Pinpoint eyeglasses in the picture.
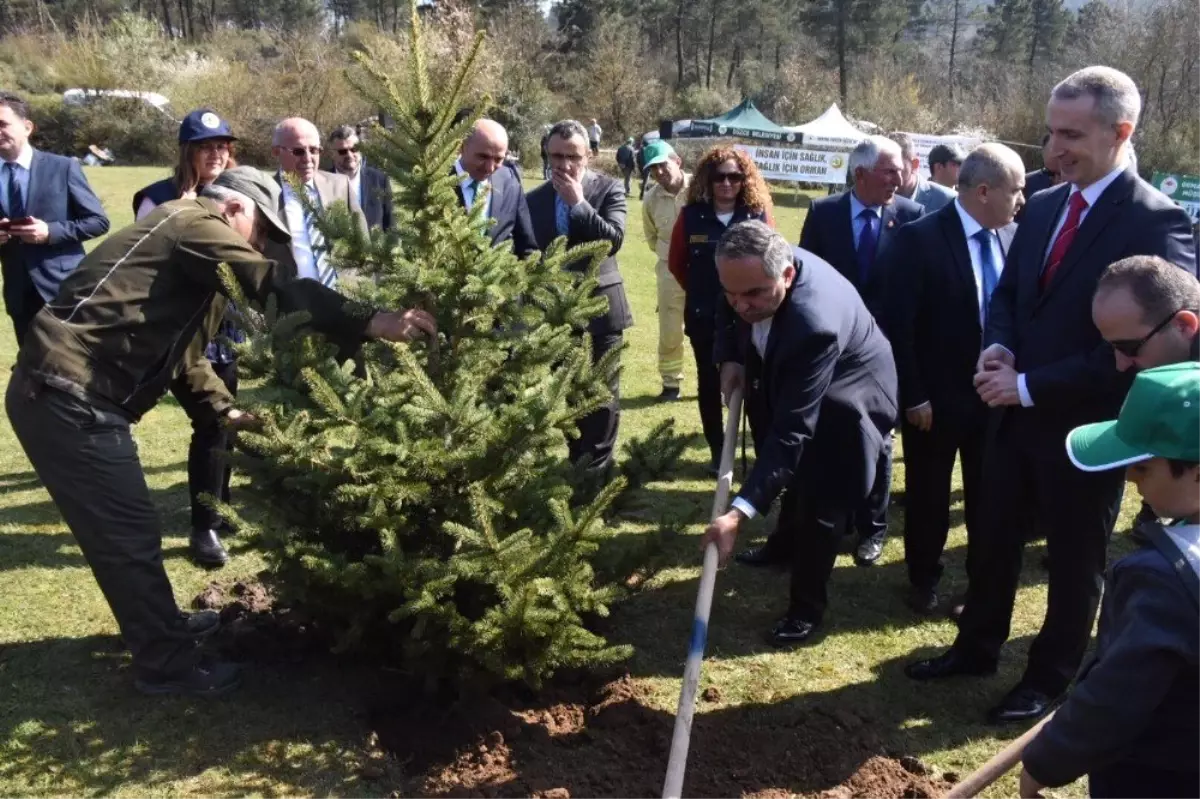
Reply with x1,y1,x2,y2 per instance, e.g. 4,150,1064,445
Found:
713,172,745,185
287,146,321,157
335,146,359,156
1109,309,1190,357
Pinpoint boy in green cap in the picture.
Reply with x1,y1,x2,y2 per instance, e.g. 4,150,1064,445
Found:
1020,362,1199,798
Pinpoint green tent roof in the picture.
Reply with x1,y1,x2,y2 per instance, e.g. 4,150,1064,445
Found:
688,99,800,143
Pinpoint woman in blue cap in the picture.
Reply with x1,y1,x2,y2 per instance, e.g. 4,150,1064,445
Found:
132,109,242,569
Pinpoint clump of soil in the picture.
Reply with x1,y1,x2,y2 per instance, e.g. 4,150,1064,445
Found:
191,579,327,662
368,674,953,799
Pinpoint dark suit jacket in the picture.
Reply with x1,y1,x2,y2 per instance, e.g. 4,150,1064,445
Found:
987,166,1197,435
715,249,899,515
1017,168,1058,222
1,149,109,317
887,203,1015,424
526,171,633,335
797,190,924,321
454,163,536,259
358,165,393,231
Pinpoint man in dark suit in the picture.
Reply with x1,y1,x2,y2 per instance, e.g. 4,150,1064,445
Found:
906,66,1197,724
454,119,536,259
1023,134,1061,204
790,135,923,567
886,143,1026,616
527,119,633,484
329,124,393,231
0,92,108,344
702,220,898,645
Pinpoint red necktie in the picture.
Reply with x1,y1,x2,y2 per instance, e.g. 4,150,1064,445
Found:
1040,191,1088,290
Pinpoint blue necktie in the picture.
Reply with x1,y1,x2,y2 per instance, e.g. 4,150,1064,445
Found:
975,228,999,326
555,196,570,237
855,208,878,284
5,162,24,220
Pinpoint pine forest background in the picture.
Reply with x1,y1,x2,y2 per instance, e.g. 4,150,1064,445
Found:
0,0,1194,178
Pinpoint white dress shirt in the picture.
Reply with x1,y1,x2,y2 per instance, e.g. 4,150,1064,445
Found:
281,181,325,282
954,199,1005,330
346,168,362,210
455,159,491,222
1013,160,1128,407
730,317,774,520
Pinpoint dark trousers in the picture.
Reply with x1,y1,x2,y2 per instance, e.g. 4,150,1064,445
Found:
1090,764,1199,798
776,451,852,623
9,285,45,347
6,374,199,677
953,418,1123,694
688,331,724,464
569,331,623,477
901,412,986,590
186,359,238,532
621,167,633,196
853,434,892,542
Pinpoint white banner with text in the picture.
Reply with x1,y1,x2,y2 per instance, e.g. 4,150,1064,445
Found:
734,144,849,185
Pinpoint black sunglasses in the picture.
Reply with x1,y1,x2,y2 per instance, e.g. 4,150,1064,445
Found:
336,146,359,156
713,172,745,184
287,146,321,157
1109,309,1190,357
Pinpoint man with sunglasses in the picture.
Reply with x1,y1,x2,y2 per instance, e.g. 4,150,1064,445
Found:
270,117,368,289
329,124,393,231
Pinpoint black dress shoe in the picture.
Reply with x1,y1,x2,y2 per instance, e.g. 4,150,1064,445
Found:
190,529,229,568
768,616,821,647
906,585,940,616
735,544,792,569
904,648,997,681
135,657,242,698
854,536,885,567
986,686,1059,724
182,610,221,638
657,386,681,402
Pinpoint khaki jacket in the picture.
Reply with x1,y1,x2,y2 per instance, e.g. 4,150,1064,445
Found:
642,173,692,264
19,198,372,422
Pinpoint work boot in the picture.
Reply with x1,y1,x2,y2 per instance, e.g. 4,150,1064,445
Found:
190,529,228,568
135,656,242,698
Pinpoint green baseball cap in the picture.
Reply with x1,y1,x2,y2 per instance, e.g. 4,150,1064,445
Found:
642,140,677,168
1067,362,1200,471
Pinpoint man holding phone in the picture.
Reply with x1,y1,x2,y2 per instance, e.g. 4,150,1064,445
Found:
0,92,109,344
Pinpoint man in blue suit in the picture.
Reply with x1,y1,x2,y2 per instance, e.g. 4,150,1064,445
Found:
0,92,109,344
743,135,920,569
454,119,536,259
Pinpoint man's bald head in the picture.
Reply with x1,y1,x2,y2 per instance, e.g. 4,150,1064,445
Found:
273,117,322,183
461,119,509,182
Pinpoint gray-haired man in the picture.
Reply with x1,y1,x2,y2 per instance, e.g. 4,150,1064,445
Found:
704,220,898,646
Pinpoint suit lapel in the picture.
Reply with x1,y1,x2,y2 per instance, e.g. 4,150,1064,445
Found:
23,149,42,218
530,185,556,246
1039,170,1135,304
763,275,798,368
939,205,979,320
1022,184,1069,307
877,203,901,260
834,193,857,272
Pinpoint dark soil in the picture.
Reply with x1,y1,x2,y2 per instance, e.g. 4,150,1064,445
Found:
192,580,954,798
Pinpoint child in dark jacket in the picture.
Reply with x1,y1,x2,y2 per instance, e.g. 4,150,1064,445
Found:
1020,362,1200,798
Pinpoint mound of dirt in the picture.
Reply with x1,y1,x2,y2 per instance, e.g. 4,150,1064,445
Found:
191,579,327,662
369,674,953,799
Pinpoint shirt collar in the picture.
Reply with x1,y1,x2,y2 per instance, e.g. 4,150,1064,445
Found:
849,190,880,217
1071,160,1127,208
954,198,986,240
4,142,33,169
455,159,486,187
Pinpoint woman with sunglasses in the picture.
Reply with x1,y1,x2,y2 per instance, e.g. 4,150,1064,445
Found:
132,109,242,569
667,145,774,473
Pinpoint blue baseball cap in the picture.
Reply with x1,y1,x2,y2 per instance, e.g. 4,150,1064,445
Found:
178,109,237,144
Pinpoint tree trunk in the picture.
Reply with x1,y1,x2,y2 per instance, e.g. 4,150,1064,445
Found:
948,0,960,102
675,0,685,87
160,0,173,37
775,40,782,71
726,44,740,88
704,0,718,89
836,0,849,108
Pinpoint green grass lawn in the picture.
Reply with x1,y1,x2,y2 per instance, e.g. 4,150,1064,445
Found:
0,167,1130,797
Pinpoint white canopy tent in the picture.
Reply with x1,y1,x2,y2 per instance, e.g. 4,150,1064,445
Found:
789,104,868,150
